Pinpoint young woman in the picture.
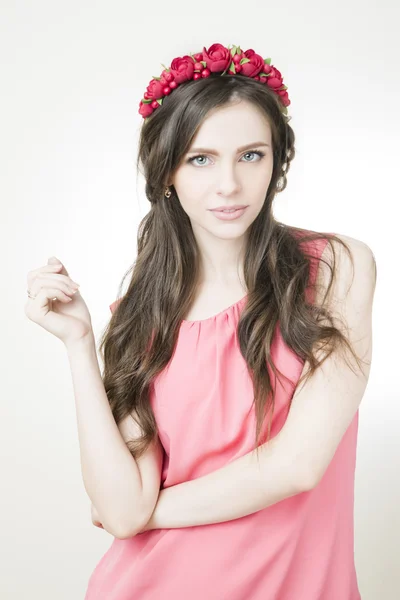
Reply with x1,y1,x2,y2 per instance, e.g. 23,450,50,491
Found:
25,43,376,599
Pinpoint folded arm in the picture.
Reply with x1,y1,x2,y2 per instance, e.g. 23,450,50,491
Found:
137,236,376,534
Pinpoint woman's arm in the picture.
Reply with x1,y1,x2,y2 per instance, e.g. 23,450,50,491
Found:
140,431,308,532
68,335,161,539
139,238,376,532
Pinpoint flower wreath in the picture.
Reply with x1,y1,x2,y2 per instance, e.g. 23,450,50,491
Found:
138,42,290,121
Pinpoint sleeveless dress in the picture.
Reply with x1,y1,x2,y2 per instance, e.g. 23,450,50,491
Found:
84,233,361,600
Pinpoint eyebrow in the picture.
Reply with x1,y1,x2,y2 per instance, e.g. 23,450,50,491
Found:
188,141,270,155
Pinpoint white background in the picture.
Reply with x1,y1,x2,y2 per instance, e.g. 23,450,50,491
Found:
1,1,398,598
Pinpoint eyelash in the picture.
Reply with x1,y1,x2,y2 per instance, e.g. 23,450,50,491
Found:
186,150,266,166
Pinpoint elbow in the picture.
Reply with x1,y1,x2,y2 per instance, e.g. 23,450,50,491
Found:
113,526,139,540
111,519,142,540
102,494,156,539
298,464,319,492
110,511,148,540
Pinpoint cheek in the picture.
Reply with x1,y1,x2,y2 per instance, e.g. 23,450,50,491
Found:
175,170,207,197
176,191,207,219
175,175,210,207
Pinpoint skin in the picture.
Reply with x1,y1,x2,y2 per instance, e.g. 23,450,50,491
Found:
167,99,274,298
91,101,276,528
90,105,376,537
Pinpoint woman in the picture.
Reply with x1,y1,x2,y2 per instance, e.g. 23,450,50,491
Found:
25,43,376,599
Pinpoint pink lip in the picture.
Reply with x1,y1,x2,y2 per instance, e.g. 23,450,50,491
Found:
210,206,248,221
210,205,248,211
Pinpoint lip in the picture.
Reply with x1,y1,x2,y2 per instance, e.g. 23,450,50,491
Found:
210,206,248,221
210,205,248,211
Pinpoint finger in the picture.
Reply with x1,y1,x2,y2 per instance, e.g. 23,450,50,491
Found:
35,273,80,292
27,257,72,290
92,520,104,528
27,286,74,306
91,512,104,528
47,256,71,279
30,277,78,298
27,263,63,288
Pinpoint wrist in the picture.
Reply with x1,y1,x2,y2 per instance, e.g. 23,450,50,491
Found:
65,332,96,355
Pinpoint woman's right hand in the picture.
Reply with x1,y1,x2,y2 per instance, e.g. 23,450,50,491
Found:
91,503,104,529
24,256,94,347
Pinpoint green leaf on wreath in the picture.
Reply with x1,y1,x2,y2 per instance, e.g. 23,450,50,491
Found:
264,58,271,65
240,57,250,65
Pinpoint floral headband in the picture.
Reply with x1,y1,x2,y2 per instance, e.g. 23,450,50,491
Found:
138,43,290,121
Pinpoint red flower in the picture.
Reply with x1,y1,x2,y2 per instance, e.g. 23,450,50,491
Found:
240,49,264,77
202,43,232,73
263,65,282,90
270,66,282,79
277,90,290,107
145,79,165,100
139,100,154,118
137,44,291,118
267,76,284,90
169,55,196,84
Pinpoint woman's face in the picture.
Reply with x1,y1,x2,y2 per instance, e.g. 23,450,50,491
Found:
170,100,274,241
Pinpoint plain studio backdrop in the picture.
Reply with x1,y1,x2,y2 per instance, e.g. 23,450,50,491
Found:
1,1,398,598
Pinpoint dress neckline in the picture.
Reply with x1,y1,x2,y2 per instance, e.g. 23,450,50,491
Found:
181,294,248,324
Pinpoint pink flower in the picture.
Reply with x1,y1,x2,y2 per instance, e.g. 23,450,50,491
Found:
169,55,196,84
145,79,165,100
240,49,264,77
137,43,291,117
138,100,154,118
202,43,232,73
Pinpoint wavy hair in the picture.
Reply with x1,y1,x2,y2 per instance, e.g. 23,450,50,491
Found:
98,73,371,461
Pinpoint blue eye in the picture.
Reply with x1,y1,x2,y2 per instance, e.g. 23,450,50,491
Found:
187,150,266,167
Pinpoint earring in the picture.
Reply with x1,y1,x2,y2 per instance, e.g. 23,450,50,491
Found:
164,186,172,198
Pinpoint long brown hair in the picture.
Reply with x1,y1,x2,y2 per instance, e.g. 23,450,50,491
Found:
98,73,374,461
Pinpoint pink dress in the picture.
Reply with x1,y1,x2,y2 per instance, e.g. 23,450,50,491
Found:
85,233,361,599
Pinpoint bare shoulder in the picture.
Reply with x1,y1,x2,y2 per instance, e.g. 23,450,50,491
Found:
316,232,377,307
321,232,376,274
324,232,374,259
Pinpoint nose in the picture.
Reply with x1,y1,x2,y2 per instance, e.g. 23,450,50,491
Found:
215,164,242,197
